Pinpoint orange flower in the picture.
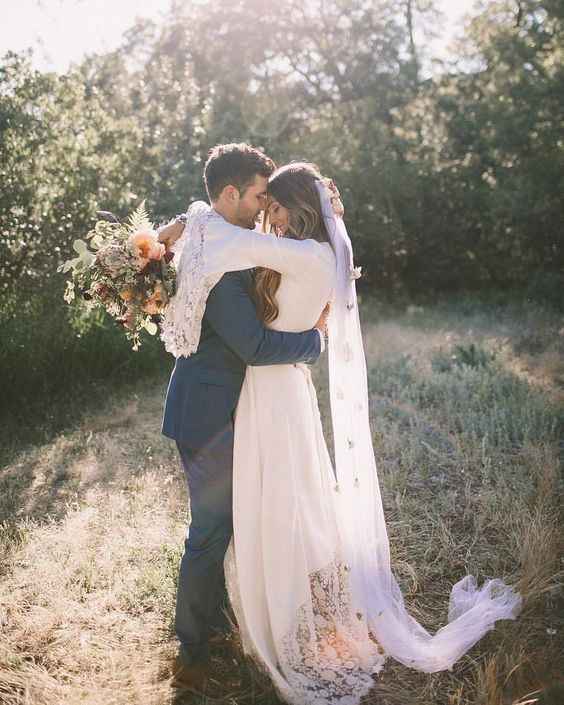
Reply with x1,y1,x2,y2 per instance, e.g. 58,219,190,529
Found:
119,288,135,302
142,283,168,315
128,230,165,267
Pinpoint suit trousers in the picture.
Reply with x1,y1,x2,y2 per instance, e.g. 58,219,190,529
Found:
175,425,234,666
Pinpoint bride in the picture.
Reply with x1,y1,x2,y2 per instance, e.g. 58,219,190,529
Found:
161,162,521,705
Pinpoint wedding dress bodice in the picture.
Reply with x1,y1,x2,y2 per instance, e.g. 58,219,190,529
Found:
267,241,335,333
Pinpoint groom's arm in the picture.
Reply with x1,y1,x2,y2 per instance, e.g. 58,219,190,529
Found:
205,272,322,366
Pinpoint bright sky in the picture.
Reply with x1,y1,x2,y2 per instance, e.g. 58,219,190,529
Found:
2,0,477,74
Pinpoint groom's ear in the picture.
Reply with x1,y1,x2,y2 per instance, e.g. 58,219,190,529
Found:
222,184,241,203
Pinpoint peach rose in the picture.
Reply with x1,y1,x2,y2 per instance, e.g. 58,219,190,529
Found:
128,230,166,266
149,241,166,260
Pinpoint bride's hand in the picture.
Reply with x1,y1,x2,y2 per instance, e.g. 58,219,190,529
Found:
158,221,185,251
314,303,331,337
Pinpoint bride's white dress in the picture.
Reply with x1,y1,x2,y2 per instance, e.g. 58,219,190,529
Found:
162,198,521,705
225,242,386,704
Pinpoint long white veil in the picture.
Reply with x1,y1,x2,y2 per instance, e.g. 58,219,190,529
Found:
316,181,521,672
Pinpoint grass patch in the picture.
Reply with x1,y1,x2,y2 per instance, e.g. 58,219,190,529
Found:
0,294,562,704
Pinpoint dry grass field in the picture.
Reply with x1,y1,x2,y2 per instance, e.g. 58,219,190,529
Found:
1,297,563,705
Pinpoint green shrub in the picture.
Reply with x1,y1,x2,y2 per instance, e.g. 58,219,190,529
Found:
525,272,564,313
371,349,561,452
431,344,496,373
0,283,171,461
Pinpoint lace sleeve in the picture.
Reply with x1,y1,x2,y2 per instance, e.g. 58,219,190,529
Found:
160,202,225,357
165,201,204,266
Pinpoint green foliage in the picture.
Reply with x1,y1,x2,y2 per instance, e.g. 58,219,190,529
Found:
432,344,496,373
1,0,562,452
525,271,564,312
0,52,144,297
372,344,561,451
126,200,153,233
2,1,563,297
0,289,171,461
391,0,564,290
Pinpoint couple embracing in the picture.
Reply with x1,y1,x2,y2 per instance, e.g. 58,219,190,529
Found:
157,143,520,705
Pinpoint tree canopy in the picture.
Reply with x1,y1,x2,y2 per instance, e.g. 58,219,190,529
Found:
1,0,562,298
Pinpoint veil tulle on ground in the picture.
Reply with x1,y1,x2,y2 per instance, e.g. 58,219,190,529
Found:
316,180,521,673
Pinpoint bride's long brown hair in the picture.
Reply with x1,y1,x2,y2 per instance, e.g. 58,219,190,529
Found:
254,162,331,323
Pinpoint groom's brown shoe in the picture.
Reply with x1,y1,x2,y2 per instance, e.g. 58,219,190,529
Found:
171,656,209,695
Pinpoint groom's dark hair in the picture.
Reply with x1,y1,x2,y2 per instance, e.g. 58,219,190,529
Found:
204,143,275,201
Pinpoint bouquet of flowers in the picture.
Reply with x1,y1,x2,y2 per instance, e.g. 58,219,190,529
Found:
59,202,176,349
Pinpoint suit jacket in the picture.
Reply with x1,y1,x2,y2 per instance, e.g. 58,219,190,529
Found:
162,269,321,449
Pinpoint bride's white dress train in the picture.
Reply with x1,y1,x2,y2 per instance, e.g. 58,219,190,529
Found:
223,240,520,705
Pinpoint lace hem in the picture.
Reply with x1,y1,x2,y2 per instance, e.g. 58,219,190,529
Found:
278,557,385,705
225,543,386,705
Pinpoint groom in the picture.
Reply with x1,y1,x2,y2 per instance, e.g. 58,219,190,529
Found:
158,143,328,691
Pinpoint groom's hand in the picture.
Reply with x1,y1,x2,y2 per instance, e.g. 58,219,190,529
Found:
158,221,184,251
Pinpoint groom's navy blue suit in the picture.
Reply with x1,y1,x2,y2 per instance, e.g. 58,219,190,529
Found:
162,269,321,666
